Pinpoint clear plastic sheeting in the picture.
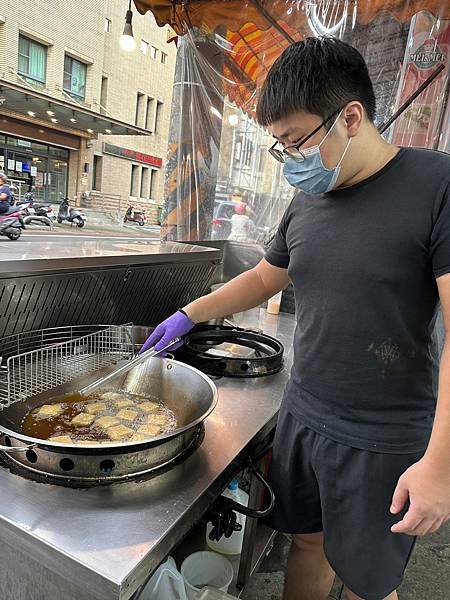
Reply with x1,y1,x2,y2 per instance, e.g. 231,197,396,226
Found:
135,1,450,242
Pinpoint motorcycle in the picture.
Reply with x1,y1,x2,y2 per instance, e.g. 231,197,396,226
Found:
124,206,147,226
17,197,53,229
24,190,56,223
57,197,86,228
0,206,25,240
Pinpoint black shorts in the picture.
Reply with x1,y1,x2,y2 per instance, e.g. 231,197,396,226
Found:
265,403,423,600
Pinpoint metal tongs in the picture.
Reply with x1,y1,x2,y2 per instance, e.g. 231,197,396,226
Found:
79,337,180,397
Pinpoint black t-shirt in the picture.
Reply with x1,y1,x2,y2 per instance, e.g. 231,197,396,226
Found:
266,147,450,453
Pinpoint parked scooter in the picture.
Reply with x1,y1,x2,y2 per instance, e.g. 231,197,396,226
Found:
24,189,56,223
123,205,147,226
17,197,53,229
57,196,86,228
0,206,25,240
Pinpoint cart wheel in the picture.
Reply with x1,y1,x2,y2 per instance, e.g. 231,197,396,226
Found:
76,220,85,228
57,217,63,224
138,219,144,226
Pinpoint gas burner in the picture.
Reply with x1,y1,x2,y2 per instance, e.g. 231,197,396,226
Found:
0,426,204,488
175,325,284,377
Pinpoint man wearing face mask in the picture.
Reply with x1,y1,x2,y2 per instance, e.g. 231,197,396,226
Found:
141,37,450,600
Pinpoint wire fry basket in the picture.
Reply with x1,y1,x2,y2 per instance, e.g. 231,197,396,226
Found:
0,325,134,409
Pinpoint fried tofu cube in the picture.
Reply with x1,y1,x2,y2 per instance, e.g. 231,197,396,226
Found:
100,391,125,402
95,415,120,429
116,408,139,422
138,423,162,437
107,424,133,441
85,402,107,414
130,433,149,442
71,412,95,427
48,435,72,444
147,413,169,426
114,398,134,409
139,401,159,414
76,440,100,445
36,404,64,418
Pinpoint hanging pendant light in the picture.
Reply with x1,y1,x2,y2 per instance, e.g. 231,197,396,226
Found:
120,0,137,52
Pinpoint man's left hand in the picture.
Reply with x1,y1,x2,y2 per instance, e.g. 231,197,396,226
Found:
390,457,450,536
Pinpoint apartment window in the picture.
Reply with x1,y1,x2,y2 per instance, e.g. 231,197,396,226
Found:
135,92,145,127
140,40,148,54
64,55,87,100
145,97,154,131
18,35,47,84
140,167,149,199
130,164,140,197
100,76,108,113
161,52,167,65
150,46,158,60
92,155,102,191
149,169,158,199
104,18,111,33
155,101,163,133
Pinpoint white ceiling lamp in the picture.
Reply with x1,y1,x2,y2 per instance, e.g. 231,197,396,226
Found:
47,109,55,116
27,110,36,117
50,118,58,123
70,117,77,123
120,0,137,52
87,128,94,133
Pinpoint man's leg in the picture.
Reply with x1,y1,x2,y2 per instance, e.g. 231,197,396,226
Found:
283,532,335,600
345,588,397,600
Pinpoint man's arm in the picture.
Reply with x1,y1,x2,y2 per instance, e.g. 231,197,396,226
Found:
183,258,290,323
390,272,450,536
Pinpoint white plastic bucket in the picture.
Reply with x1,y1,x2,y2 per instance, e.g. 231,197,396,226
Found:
181,551,234,600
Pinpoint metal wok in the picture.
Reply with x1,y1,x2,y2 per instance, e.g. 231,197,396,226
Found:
0,354,217,486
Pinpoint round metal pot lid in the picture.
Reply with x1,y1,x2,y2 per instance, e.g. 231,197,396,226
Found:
175,325,284,377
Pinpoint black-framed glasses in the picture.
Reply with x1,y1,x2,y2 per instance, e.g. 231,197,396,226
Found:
268,107,343,164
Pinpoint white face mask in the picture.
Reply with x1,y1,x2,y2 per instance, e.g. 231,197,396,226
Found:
283,110,351,194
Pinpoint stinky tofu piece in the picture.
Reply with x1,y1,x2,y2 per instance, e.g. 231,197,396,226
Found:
85,402,107,414
130,432,149,442
147,413,169,426
95,415,120,429
114,398,134,409
107,424,133,441
49,435,72,444
71,412,95,427
116,408,139,422
139,401,159,414
36,403,64,418
100,391,125,402
138,423,162,437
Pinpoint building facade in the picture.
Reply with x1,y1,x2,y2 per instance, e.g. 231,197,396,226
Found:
0,0,176,219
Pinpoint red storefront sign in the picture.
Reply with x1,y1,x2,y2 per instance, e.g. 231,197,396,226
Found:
103,143,162,168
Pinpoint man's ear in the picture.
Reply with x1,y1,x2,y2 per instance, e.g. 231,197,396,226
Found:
343,101,364,137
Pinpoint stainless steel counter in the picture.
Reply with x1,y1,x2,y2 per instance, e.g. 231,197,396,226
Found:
0,235,220,273
0,309,294,600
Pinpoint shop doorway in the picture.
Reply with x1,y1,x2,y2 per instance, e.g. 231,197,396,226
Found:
0,135,69,204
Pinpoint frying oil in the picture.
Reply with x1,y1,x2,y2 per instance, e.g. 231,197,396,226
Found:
22,390,177,443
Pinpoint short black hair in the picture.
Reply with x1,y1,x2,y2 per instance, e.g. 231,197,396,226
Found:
256,37,376,126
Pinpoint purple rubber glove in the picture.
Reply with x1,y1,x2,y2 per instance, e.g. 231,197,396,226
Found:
139,310,196,355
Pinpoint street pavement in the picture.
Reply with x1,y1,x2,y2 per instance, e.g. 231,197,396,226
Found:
20,205,161,238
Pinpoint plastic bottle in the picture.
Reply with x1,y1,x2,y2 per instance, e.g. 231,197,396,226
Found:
206,480,249,555
267,290,282,314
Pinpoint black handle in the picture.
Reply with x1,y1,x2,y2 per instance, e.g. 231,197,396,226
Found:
225,459,275,519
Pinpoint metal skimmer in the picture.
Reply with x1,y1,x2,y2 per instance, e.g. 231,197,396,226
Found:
0,325,134,408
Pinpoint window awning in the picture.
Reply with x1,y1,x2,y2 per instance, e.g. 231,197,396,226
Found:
134,0,450,117
0,79,151,137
